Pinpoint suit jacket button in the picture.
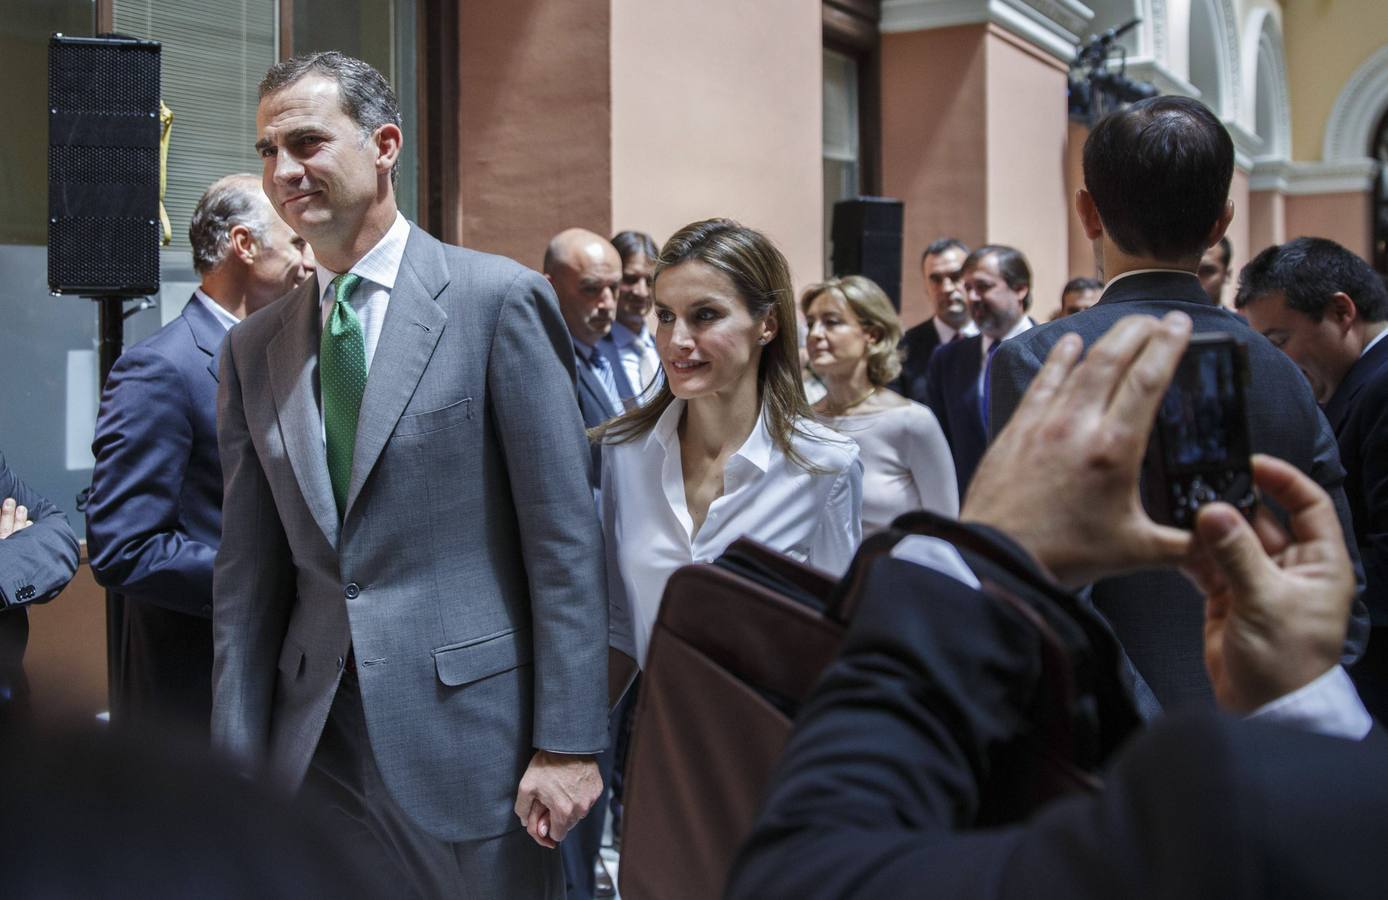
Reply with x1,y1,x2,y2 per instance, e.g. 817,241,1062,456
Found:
344,582,360,599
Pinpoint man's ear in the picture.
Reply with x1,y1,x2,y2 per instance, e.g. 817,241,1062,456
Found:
1075,189,1104,241
229,224,256,265
1204,200,1234,250
1328,291,1359,332
374,123,403,175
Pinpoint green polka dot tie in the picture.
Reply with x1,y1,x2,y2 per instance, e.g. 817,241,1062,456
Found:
321,273,366,517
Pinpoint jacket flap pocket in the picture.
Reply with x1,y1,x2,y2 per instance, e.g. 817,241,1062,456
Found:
394,397,473,437
277,640,305,676
433,628,533,687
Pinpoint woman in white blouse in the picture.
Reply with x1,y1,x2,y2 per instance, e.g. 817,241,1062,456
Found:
595,218,863,671
803,275,959,535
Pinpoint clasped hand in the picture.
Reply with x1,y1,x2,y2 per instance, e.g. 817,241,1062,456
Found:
513,750,602,848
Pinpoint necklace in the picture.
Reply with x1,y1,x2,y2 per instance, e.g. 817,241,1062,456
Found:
824,385,877,416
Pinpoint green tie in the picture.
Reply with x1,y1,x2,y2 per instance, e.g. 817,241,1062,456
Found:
321,272,366,517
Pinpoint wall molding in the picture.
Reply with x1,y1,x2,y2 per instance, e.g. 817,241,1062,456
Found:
1324,44,1388,162
1251,159,1378,196
881,0,1094,62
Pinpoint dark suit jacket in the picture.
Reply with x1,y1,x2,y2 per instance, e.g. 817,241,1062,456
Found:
895,317,944,404
596,331,642,403
1325,333,1388,625
87,297,226,734
728,541,1388,900
574,344,629,486
0,452,80,721
924,333,987,497
988,271,1368,713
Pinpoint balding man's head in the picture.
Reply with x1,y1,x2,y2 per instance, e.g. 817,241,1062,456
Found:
544,228,621,346
189,173,313,316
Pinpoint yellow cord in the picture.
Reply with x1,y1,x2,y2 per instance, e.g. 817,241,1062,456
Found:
158,101,174,246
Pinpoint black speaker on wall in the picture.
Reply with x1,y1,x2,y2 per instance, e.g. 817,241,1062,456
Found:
48,33,162,297
831,196,904,310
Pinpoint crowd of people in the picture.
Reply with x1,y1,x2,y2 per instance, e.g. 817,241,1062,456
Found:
0,49,1385,899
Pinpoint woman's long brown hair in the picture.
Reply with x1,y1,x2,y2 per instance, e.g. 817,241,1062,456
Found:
589,218,830,473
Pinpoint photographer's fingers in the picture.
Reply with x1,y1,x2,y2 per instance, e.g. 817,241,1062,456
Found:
1103,312,1191,434
1059,315,1163,413
1005,332,1083,432
1251,455,1349,554
1193,501,1274,601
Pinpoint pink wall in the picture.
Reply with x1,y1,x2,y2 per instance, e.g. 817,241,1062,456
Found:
983,27,1071,322
1247,189,1286,260
1065,120,1097,283
458,0,612,270
882,25,989,328
609,0,823,293
1285,192,1374,260
1221,167,1251,307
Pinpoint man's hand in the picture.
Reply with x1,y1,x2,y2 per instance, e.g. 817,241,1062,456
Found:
963,313,1193,587
513,750,602,848
0,497,32,539
1185,455,1354,713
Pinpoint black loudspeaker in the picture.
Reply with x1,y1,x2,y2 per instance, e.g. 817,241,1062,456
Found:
48,34,162,297
831,196,904,309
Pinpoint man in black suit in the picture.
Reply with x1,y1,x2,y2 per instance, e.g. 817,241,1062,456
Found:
988,96,1367,714
925,244,1034,497
87,175,312,738
0,453,80,728
1235,236,1388,721
895,237,975,403
728,314,1381,900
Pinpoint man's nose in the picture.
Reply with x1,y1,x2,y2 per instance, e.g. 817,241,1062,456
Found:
273,150,304,183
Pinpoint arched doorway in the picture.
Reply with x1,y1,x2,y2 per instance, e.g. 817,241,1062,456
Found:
1373,109,1388,273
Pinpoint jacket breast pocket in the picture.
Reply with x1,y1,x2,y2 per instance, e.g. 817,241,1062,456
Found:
394,397,474,437
433,627,533,687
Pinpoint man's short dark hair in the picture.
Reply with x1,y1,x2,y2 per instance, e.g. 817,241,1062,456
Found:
1062,276,1103,296
1234,237,1388,323
611,230,659,264
1083,96,1233,262
920,237,969,267
260,51,401,182
1215,236,1233,268
964,244,1032,310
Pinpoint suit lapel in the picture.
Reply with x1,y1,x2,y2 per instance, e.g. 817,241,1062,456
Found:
344,228,449,518
181,295,227,383
267,278,341,549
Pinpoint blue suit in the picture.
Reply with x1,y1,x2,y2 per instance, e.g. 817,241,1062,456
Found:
1329,333,1388,720
0,452,80,725
924,334,988,497
87,296,227,735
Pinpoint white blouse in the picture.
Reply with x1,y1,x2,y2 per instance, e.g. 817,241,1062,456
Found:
603,399,863,668
824,402,958,535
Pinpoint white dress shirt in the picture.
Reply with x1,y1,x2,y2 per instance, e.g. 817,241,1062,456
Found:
316,212,411,374
609,320,661,392
604,399,863,667
195,288,240,331
933,316,978,345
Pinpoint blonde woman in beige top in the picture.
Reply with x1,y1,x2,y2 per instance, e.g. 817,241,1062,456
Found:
803,275,959,535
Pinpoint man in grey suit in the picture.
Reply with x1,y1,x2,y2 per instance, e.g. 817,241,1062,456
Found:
213,52,606,898
988,95,1367,716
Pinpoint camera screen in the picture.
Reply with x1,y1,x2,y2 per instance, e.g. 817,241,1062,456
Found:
1157,345,1237,469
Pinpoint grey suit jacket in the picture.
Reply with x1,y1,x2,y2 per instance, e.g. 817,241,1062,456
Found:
211,224,608,842
988,271,1367,713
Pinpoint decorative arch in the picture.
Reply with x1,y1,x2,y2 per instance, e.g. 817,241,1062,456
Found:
1186,0,1240,118
1324,45,1388,161
1241,8,1290,160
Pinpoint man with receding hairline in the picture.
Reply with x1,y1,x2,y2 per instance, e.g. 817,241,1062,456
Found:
213,52,606,899
88,174,311,737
